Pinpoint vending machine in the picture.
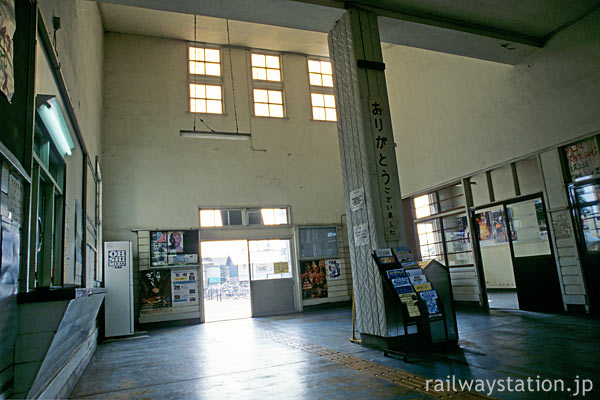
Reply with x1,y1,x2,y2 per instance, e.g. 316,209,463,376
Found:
104,241,134,337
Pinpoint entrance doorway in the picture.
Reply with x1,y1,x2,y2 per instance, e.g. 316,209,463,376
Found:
570,181,600,313
473,195,563,312
201,239,295,322
201,240,251,322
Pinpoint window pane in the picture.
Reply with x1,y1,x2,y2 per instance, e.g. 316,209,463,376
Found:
321,61,332,74
200,209,224,227
322,75,334,87
190,99,206,113
206,100,222,114
268,90,282,104
250,239,292,280
205,63,220,76
266,69,281,82
269,104,284,118
261,208,287,225
189,47,204,61
205,48,220,62
309,73,322,86
228,210,243,226
205,85,222,100
190,84,205,99
312,107,325,120
255,103,269,117
251,53,265,67
253,89,268,103
189,61,205,75
311,93,324,107
308,60,321,73
265,55,280,69
252,67,266,80
325,108,337,121
324,95,335,108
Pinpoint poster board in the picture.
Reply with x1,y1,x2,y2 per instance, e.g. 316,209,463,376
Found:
151,230,199,267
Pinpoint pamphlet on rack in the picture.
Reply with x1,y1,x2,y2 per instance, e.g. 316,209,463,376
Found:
375,248,396,264
419,289,440,315
405,268,424,277
409,274,428,285
414,282,433,292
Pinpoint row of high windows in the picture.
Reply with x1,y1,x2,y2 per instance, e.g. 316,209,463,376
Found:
188,45,337,122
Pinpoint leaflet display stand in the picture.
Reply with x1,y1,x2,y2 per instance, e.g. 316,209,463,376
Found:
372,248,458,361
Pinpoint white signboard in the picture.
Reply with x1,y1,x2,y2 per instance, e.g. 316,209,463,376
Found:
565,138,600,181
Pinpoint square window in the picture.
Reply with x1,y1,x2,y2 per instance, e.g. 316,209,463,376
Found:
307,59,333,87
311,92,336,121
252,53,282,82
190,84,223,114
189,46,221,77
254,89,284,118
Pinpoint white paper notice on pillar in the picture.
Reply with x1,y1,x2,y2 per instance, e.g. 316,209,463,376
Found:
353,223,369,246
350,187,365,212
368,96,401,242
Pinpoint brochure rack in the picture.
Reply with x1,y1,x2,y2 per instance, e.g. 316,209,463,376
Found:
372,248,458,361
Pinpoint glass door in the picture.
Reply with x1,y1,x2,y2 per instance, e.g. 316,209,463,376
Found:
201,240,251,322
473,206,519,309
248,239,296,316
505,196,563,312
570,181,600,312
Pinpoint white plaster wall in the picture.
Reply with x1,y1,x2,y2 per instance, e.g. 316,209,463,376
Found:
383,9,600,197
101,33,345,242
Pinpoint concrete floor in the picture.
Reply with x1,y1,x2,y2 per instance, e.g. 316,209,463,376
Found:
71,306,600,399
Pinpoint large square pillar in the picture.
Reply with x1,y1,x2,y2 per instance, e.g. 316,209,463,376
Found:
329,8,407,340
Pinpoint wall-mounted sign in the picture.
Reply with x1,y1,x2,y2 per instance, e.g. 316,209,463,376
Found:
353,223,369,246
368,96,401,242
565,137,600,182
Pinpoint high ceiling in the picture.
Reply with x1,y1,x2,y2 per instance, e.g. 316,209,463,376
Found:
94,0,600,63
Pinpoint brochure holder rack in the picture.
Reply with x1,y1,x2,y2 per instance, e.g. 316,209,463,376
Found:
372,251,458,361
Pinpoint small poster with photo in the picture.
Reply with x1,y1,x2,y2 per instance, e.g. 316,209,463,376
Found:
326,259,342,279
375,248,395,264
151,231,168,266
171,269,199,305
167,231,184,254
409,274,428,285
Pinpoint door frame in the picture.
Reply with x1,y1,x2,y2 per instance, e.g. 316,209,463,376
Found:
470,192,561,311
198,227,299,322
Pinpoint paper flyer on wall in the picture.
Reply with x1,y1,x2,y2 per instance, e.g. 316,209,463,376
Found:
375,248,395,264
171,269,198,305
274,261,289,274
151,231,168,266
326,259,341,279
350,187,365,212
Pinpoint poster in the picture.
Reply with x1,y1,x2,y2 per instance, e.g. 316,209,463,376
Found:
273,261,289,274
492,210,508,243
350,187,365,212
151,231,168,266
171,269,198,305
141,270,172,309
565,137,600,181
0,0,16,102
327,259,341,279
300,259,327,299
476,211,493,243
353,223,369,246
167,231,184,253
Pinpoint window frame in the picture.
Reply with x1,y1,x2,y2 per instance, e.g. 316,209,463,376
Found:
249,51,286,118
199,207,291,228
188,43,225,115
307,57,337,122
